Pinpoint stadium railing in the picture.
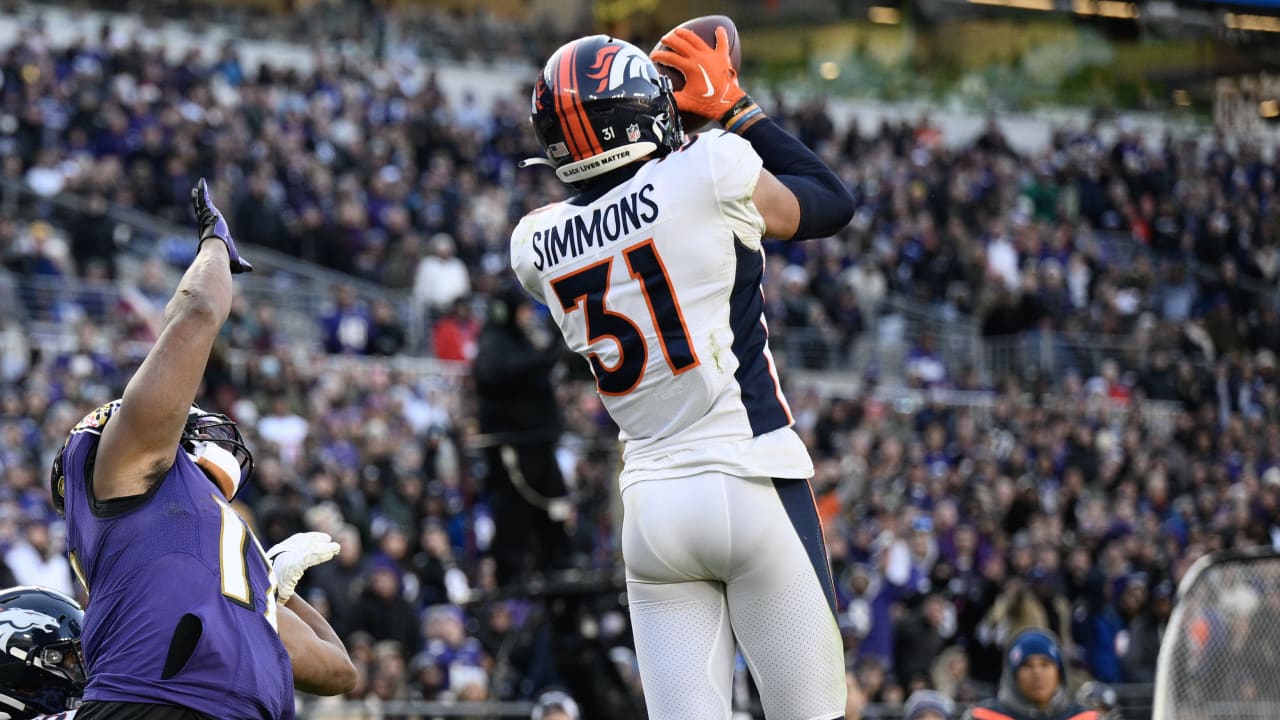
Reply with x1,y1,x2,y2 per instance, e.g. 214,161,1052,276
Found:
294,699,534,719
0,176,425,351
9,272,327,352
784,370,1184,436
1094,232,1280,305
4,265,1183,440
981,331,1147,382
765,681,1153,720
219,347,469,389
290,683,1154,720
769,291,981,376
16,181,1272,388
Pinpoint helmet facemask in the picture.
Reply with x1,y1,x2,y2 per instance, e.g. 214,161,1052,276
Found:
181,408,254,501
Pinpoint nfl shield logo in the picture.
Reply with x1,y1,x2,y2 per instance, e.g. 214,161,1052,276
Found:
626,123,641,142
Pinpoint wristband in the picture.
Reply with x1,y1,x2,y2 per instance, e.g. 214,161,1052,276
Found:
719,95,765,134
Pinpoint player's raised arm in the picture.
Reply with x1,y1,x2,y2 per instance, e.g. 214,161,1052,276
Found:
94,179,253,501
651,26,854,241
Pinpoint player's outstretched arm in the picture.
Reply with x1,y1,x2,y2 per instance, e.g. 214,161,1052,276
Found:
652,27,853,241
279,595,358,696
95,179,251,501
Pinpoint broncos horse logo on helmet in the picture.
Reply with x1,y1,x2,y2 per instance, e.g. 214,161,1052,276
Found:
585,42,653,94
0,610,58,651
521,35,683,186
0,587,86,719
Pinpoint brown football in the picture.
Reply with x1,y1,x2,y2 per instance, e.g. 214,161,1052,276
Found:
651,15,741,133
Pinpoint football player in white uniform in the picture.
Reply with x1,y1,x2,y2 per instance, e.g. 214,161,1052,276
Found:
512,29,854,720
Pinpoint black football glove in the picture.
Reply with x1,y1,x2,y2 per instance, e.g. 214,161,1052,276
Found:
191,178,252,273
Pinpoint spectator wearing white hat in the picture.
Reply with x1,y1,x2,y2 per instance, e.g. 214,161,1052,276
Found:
905,689,955,720
532,690,579,720
414,233,471,317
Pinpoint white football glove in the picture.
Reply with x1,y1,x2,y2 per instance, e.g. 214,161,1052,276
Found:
265,531,340,603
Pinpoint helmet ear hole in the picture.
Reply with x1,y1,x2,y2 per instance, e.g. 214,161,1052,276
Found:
50,450,66,517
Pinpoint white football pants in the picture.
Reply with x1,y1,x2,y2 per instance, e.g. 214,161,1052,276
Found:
621,472,847,720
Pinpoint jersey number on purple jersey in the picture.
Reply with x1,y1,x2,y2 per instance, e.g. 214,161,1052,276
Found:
212,493,279,630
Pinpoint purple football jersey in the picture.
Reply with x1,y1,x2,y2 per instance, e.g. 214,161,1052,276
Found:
59,402,293,719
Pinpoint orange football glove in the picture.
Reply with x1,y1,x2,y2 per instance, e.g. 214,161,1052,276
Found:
650,26,746,123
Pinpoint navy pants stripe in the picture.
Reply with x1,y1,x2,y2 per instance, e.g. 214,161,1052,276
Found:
773,476,839,622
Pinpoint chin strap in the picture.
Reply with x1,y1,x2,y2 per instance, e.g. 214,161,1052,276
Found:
520,142,659,184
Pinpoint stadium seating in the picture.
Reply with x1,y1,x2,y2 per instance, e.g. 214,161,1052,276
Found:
1,6,1278,718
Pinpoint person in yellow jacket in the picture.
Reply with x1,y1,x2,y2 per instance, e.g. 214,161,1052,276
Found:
962,629,1099,720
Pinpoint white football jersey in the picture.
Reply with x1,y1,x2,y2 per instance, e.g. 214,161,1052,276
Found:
511,131,813,488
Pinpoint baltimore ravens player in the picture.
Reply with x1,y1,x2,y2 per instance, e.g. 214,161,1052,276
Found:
50,181,355,719
511,31,854,720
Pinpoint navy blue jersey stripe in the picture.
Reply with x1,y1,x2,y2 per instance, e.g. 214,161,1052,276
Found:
729,238,790,436
773,477,838,621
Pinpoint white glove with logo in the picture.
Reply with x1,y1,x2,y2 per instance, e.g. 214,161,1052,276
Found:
265,531,340,603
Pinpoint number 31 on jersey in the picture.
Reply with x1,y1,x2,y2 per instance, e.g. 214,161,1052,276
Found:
550,239,699,396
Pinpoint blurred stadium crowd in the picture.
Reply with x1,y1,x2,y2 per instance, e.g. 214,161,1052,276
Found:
0,12,1279,718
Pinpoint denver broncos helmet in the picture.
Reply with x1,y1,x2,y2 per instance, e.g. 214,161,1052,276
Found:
0,587,85,718
522,35,683,186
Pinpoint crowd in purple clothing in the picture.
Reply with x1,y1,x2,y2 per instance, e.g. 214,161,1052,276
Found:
1,14,1279,716
3,19,1277,377
3,303,1278,711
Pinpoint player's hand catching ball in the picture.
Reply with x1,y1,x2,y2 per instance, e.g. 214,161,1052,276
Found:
266,531,341,603
650,26,745,124
191,177,253,273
